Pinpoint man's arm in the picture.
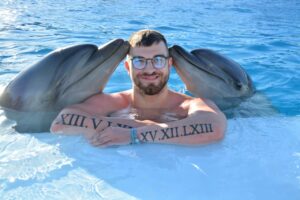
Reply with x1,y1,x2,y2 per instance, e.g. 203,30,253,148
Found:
51,105,150,132
89,98,227,147
50,92,152,139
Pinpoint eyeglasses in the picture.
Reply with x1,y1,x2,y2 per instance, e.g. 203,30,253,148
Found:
130,55,169,70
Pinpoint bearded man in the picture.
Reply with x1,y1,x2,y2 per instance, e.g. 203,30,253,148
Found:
50,29,226,147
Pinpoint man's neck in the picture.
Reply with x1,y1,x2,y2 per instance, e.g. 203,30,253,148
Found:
131,86,170,109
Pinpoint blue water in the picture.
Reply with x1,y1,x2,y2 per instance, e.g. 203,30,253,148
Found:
0,0,300,199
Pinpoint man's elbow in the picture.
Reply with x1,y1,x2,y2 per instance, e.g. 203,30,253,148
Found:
190,114,226,145
50,122,60,133
215,112,227,141
215,127,225,141
50,117,64,134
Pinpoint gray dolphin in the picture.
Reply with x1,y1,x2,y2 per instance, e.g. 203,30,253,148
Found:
169,45,255,109
0,39,129,132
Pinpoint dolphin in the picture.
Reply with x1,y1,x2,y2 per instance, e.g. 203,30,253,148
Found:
0,39,129,132
169,45,255,109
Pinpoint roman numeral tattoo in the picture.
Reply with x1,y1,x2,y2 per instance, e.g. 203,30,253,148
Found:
183,123,213,136
58,113,88,128
56,113,132,130
139,123,214,142
141,130,158,142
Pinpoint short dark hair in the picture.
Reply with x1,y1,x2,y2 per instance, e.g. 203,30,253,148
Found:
128,29,168,48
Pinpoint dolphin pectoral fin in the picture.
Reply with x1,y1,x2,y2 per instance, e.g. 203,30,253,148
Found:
3,108,59,133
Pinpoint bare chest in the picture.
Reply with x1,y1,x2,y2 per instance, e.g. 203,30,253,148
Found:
109,106,188,123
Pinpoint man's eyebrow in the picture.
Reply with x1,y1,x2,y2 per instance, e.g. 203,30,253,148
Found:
130,54,168,58
129,56,145,59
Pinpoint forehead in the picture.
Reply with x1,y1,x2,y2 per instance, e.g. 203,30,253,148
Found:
129,41,168,57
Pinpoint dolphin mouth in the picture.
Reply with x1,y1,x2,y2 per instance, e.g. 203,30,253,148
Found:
98,39,128,57
170,45,256,94
170,45,228,83
93,39,129,65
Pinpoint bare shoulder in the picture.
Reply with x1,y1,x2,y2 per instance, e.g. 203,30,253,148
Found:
179,95,221,114
85,91,129,106
68,90,131,116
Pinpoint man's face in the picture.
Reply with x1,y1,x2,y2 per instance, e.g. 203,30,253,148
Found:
125,41,172,95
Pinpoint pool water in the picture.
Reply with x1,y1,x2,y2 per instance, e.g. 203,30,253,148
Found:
0,0,300,199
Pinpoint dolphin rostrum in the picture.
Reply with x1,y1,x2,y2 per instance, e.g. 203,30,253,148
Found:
169,45,255,109
0,39,129,132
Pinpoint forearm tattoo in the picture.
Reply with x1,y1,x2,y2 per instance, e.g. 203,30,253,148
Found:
140,123,213,142
56,113,132,130
56,113,213,142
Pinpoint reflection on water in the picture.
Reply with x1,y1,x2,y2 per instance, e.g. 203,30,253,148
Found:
0,6,18,28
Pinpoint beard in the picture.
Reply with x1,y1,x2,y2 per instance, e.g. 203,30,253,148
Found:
133,71,169,95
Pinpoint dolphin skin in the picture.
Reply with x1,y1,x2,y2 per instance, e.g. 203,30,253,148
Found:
1,41,254,132
169,45,255,109
0,39,129,132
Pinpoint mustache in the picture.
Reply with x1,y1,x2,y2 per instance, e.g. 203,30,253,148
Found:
140,72,161,76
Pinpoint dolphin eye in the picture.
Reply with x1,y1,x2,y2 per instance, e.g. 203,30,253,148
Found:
235,82,242,90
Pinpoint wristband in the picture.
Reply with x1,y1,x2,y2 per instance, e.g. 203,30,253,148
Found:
130,128,140,145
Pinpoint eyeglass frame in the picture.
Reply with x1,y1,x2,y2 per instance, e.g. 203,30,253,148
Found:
129,55,170,70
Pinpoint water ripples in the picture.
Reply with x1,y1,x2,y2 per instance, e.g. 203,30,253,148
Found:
0,1,300,198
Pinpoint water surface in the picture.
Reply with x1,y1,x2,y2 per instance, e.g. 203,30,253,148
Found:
0,0,300,199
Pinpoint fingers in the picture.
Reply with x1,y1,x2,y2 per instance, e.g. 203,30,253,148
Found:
89,132,113,147
85,127,128,148
92,139,112,147
83,131,97,140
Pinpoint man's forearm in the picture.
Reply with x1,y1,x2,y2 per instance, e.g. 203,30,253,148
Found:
50,110,149,134
134,111,226,145
51,108,226,146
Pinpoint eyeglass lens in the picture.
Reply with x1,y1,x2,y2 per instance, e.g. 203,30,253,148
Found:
132,56,168,69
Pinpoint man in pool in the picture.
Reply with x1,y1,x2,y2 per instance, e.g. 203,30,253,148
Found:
50,29,227,147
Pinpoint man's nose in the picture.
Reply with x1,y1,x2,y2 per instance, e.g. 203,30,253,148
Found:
143,60,156,72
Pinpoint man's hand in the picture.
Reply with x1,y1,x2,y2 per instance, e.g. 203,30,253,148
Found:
86,127,131,147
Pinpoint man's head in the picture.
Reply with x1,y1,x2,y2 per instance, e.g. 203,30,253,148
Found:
128,29,168,49
125,30,172,96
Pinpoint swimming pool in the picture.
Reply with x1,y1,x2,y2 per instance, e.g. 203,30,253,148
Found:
0,0,299,199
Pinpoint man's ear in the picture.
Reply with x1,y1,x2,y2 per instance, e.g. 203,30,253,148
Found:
124,60,130,72
168,56,173,69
